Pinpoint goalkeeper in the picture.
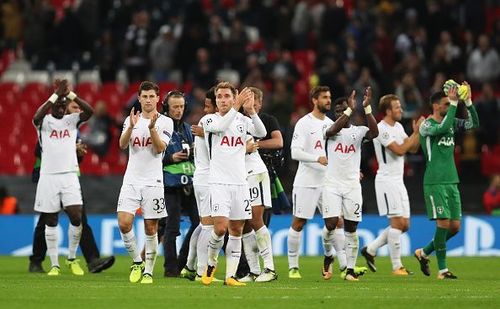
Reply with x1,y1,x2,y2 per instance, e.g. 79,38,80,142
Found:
414,81,479,279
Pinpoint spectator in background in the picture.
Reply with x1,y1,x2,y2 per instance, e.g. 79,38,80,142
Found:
123,9,152,82
467,34,500,85
395,73,424,121
483,174,500,215
190,47,216,90
149,25,177,82
0,186,17,215
81,101,112,158
226,18,249,77
95,29,119,82
475,83,499,147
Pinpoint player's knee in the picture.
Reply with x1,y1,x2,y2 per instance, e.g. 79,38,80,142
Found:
69,217,81,226
45,215,58,227
325,221,336,231
344,220,358,233
118,221,132,233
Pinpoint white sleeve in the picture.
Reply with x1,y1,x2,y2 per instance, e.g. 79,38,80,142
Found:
290,121,319,162
204,108,238,133
376,125,394,147
291,147,319,162
121,116,130,133
247,114,267,138
159,117,173,145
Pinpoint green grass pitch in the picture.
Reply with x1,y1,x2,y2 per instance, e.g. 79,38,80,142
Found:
1,256,499,308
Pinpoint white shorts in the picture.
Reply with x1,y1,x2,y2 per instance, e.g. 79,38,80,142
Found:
375,179,410,218
117,184,167,219
292,186,323,219
194,183,211,217
247,172,271,208
322,184,363,222
210,183,251,220
34,173,83,213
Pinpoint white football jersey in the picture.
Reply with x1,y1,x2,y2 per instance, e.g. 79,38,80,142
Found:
204,109,266,185
291,113,333,187
245,135,267,176
37,113,81,174
325,125,369,187
373,120,408,181
122,113,173,187
193,114,211,185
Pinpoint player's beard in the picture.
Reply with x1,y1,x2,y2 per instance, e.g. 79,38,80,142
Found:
318,105,330,114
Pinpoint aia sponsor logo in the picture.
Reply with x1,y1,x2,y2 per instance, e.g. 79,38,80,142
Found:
220,136,244,147
49,129,70,139
132,137,152,147
333,143,356,153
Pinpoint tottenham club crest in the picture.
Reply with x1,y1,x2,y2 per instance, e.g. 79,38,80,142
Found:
236,124,244,133
351,133,357,141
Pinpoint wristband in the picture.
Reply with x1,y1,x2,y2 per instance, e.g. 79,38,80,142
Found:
364,105,372,114
67,91,77,100
48,93,58,104
465,99,472,107
448,99,458,106
343,107,353,117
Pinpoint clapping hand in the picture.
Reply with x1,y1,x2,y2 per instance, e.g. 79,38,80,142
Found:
347,90,356,110
362,86,372,108
234,87,252,111
148,112,159,130
129,107,140,128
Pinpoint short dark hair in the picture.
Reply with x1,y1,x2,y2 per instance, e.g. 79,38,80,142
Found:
138,81,159,96
310,86,330,101
429,91,446,106
163,90,184,103
334,97,347,107
379,94,399,115
206,86,216,108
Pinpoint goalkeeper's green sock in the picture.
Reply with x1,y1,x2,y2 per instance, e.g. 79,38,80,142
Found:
422,230,456,256
434,227,448,271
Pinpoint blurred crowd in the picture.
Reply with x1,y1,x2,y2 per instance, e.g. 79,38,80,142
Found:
1,0,500,207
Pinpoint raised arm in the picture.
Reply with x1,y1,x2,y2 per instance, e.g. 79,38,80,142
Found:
71,94,94,122
33,79,66,126
119,108,140,150
362,87,379,140
326,90,355,138
457,81,480,130
388,117,424,156
420,87,459,137
148,113,167,154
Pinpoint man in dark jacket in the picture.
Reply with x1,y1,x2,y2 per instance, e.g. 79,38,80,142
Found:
160,91,199,277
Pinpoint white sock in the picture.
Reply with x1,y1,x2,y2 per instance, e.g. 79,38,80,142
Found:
367,226,389,256
333,228,347,270
345,231,359,270
197,225,212,276
287,227,301,269
226,235,242,279
388,228,403,270
255,226,275,271
322,226,335,257
242,230,261,275
144,234,158,275
45,225,59,267
67,223,82,260
186,224,202,270
120,229,142,263
207,230,224,267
